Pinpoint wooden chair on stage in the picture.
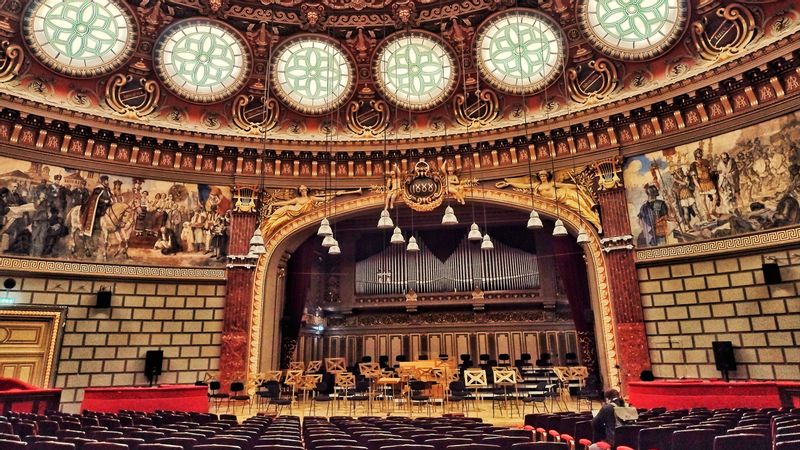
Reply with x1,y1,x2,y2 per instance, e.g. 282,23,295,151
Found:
255,370,284,410
284,369,305,407
491,367,520,417
464,368,488,408
300,374,323,403
359,362,382,412
306,360,323,374
334,372,356,409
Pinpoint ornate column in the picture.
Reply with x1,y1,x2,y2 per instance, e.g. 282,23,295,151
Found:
594,160,651,392
219,207,258,391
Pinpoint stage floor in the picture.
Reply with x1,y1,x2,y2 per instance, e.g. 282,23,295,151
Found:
209,395,589,427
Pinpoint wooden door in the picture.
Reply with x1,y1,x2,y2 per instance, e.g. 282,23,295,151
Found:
0,307,65,387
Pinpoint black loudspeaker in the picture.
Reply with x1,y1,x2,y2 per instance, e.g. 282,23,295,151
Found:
762,263,782,285
3,278,15,289
144,350,163,382
95,290,112,308
640,370,655,381
712,341,737,375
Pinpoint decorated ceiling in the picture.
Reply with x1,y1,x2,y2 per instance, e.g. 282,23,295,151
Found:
0,0,798,145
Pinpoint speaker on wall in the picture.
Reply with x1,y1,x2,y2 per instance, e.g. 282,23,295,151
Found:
95,290,112,308
762,263,782,285
3,278,15,289
712,341,736,381
144,350,163,384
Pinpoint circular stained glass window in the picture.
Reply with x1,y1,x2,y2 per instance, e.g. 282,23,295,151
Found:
374,32,457,111
22,0,137,77
154,19,251,104
476,9,565,95
578,0,688,60
271,35,355,115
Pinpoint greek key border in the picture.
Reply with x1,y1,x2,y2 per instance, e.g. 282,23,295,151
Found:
635,226,800,263
0,257,226,280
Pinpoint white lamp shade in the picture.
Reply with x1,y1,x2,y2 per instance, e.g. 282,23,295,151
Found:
468,223,482,241
249,228,265,247
317,217,333,236
407,236,420,252
553,219,568,237
328,240,341,255
527,210,543,229
576,227,590,245
442,205,458,225
390,227,405,244
377,209,394,229
321,234,336,248
480,234,494,250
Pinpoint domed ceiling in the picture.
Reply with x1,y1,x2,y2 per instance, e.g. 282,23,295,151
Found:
1,0,798,147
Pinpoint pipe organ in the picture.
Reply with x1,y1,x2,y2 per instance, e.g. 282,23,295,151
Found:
355,236,539,295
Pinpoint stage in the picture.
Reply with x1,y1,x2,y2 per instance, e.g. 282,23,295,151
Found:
628,380,800,409
81,385,208,413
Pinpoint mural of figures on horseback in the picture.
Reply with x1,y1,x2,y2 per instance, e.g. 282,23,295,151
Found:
0,156,231,266
624,110,800,248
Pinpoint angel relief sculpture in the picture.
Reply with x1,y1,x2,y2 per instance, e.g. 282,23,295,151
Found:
260,185,362,238
496,169,602,232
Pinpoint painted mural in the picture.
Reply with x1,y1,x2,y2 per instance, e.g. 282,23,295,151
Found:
624,111,800,248
0,156,231,266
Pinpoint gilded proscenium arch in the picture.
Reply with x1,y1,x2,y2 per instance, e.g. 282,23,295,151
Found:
248,188,620,389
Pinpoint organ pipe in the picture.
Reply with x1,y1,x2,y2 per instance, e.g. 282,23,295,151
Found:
355,235,539,295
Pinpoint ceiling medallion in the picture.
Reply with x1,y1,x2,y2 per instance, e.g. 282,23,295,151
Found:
373,31,457,111
154,19,251,104
578,0,689,61
271,35,356,115
475,9,566,95
22,0,138,77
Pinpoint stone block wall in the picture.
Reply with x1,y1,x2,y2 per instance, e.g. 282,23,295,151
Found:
4,275,225,413
638,249,800,381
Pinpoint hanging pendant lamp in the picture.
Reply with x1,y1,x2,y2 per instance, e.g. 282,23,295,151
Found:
247,227,266,257
377,209,394,229
527,209,543,229
406,236,420,252
480,234,494,250
442,205,458,225
317,217,333,236
328,239,341,255
468,223,482,241
553,219,568,237
390,226,405,244
321,234,336,248
576,227,590,245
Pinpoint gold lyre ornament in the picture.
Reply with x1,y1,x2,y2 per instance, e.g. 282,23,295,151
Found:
234,185,259,213
592,157,623,191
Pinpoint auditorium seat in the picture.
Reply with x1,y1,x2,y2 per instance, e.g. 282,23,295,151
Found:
713,433,770,450
29,442,78,450
253,445,305,450
776,441,800,450
0,439,27,449
638,427,675,450
83,443,130,450
194,445,244,450
510,444,568,450
425,437,473,450
672,429,717,450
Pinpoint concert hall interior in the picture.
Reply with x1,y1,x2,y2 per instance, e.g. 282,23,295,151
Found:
1,0,800,447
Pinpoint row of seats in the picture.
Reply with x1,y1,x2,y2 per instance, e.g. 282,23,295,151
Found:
0,409,296,449
524,406,800,450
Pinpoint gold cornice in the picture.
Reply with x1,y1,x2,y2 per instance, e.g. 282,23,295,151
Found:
0,256,227,280
635,226,800,264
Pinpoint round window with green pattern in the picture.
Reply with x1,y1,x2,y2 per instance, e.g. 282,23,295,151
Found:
476,9,566,95
271,35,356,115
374,32,457,111
22,0,137,77
154,19,251,104
578,0,688,60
